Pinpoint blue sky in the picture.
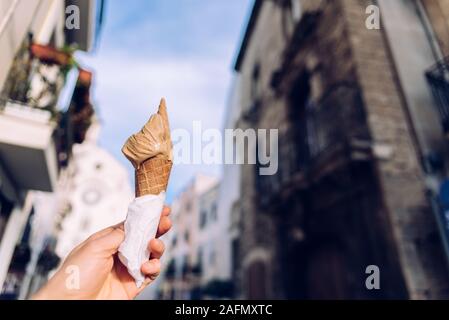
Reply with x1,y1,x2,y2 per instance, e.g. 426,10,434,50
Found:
76,0,252,201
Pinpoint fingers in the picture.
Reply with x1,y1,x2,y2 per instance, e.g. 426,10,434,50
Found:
95,227,125,253
149,239,165,259
156,216,172,238
141,238,165,287
162,205,171,216
140,237,165,287
82,206,170,256
141,259,161,281
83,221,125,243
157,206,171,237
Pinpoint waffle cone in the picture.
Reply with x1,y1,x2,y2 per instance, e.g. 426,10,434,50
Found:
135,155,173,197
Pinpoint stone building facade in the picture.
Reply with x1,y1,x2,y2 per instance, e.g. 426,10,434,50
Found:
233,0,449,299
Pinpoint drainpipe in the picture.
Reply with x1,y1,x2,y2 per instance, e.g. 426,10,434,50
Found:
415,0,449,267
415,0,444,62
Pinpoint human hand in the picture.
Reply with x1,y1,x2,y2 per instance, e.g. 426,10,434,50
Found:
32,206,172,300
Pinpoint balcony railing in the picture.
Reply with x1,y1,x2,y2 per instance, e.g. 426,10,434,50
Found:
0,39,73,114
0,39,94,192
426,56,449,135
256,85,370,206
305,85,369,159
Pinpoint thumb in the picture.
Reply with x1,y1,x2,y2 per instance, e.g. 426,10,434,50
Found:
95,227,125,253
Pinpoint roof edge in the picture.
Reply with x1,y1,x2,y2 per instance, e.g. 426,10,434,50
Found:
233,0,263,72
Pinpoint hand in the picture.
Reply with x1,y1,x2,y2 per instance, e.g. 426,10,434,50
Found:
32,206,172,300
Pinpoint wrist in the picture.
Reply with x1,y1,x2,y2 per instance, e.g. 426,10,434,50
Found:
30,271,65,300
31,286,50,300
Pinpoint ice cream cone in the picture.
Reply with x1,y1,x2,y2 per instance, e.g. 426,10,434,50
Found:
135,155,172,197
122,98,173,197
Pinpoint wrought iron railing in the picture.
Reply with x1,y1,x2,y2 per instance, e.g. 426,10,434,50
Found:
426,56,449,134
305,84,369,158
256,84,369,203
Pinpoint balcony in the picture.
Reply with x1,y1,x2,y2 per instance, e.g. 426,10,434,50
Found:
271,10,322,91
0,100,58,192
0,42,67,192
0,40,94,193
256,85,371,208
426,56,449,136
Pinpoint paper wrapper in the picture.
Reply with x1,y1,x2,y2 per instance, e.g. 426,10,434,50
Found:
118,192,166,288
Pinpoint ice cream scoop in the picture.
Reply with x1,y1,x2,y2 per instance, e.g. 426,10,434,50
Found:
122,98,173,197
122,98,172,169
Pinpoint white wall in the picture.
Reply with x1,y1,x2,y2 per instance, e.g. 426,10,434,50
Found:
215,75,242,280
379,0,443,160
0,0,60,92
55,124,133,259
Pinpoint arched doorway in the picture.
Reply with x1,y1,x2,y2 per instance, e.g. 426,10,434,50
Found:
246,260,267,299
306,243,348,299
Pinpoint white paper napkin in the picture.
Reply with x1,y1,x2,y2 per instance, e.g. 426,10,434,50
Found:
118,192,165,287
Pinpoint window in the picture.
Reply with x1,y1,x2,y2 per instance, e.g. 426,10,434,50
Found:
288,70,312,167
251,64,261,100
198,247,203,268
305,99,320,157
0,192,14,241
209,250,216,266
426,57,449,134
200,210,207,229
290,0,302,22
232,239,240,280
210,203,217,222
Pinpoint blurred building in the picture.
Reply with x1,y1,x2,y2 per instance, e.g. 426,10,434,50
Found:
216,75,243,296
54,123,132,260
158,174,227,299
0,0,104,299
232,0,449,299
197,180,234,298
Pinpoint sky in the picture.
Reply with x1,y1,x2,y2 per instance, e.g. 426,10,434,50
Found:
76,0,252,202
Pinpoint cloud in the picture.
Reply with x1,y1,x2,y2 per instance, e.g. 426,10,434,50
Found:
75,0,252,201
80,53,227,201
